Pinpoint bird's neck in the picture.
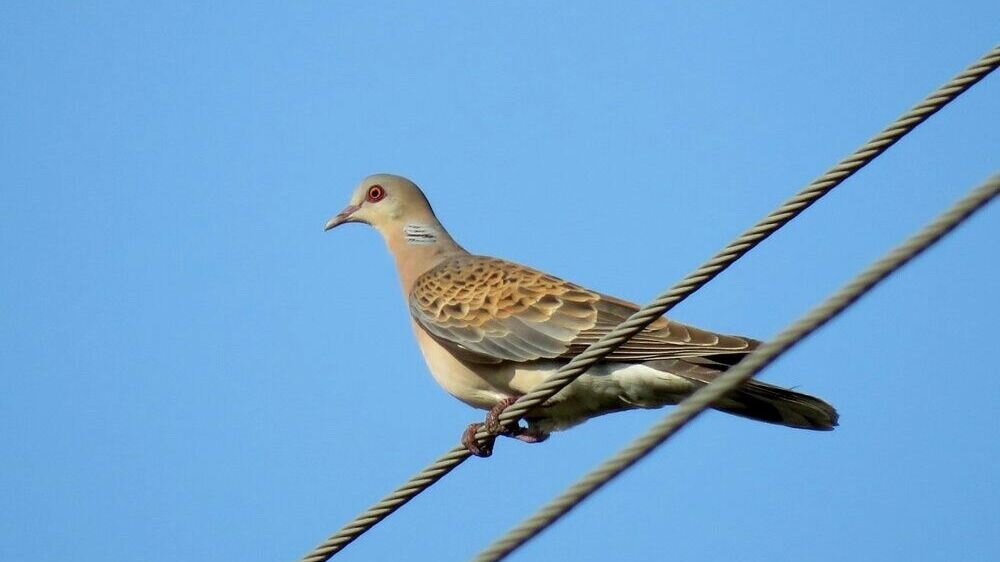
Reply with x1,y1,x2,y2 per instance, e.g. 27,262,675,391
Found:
384,219,468,293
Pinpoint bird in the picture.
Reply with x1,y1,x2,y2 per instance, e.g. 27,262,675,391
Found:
325,174,838,456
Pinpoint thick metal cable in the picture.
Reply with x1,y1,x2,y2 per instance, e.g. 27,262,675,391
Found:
300,44,999,562
475,172,1000,561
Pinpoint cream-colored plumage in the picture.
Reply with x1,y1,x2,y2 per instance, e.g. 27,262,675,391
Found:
326,174,838,447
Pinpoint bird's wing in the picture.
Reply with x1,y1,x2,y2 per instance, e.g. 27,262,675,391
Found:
568,292,757,367
409,255,756,364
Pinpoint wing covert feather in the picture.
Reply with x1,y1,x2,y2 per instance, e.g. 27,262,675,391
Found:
409,256,598,362
409,256,757,364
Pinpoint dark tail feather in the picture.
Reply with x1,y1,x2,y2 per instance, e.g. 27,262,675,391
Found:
644,359,839,430
713,379,839,430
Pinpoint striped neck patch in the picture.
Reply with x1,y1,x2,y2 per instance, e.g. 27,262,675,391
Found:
404,223,439,245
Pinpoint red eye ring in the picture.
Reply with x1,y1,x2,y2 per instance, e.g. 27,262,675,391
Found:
366,185,385,202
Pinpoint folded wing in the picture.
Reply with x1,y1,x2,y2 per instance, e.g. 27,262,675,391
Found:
409,256,756,365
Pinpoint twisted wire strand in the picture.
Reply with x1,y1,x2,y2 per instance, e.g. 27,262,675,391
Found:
475,173,1000,561
495,43,1000,426
300,43,999,562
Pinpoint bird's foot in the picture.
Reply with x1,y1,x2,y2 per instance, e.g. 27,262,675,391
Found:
509,426,549,444
462,397,549,457
483,396,520,436
462,397,517,458
462,422,496,458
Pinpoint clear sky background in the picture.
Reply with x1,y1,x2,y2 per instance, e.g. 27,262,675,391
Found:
2,3,998,561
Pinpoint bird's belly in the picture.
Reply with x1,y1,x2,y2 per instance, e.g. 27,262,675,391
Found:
514,362,698,432
412,321,696,429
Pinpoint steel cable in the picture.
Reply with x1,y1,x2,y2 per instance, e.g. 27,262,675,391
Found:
474,172,1000,561
300,43,1000,562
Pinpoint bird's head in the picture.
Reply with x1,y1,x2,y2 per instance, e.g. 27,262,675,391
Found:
324,174,437,234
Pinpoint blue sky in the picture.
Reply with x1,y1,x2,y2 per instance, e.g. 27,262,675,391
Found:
2,3,998,561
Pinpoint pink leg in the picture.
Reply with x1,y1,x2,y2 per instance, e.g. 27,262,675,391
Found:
510,427,549,444
461,397,550,457
462,423,496,458
483,396,519,435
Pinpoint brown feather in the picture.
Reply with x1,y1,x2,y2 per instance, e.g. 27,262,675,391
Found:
410,255,757,364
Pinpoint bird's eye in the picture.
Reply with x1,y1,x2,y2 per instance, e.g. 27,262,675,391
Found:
366,185,385,203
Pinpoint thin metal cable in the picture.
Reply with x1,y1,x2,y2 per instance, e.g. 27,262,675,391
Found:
475,172,1000,562
300,44,999,562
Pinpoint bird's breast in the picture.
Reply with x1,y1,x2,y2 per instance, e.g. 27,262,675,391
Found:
410,320,519,409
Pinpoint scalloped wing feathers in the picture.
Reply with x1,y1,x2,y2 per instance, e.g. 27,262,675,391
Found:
409,256,757,365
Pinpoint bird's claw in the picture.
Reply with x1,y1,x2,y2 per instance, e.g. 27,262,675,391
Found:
483,396,520,436
462,423,496,458
510,427,549,444
462,397,550,457
463,396,516,458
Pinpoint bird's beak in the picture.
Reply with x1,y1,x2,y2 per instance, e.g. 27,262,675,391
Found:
324,204,362,231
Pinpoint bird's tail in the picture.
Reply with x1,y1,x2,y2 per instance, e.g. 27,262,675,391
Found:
642,359,838,430
711,379,839,430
